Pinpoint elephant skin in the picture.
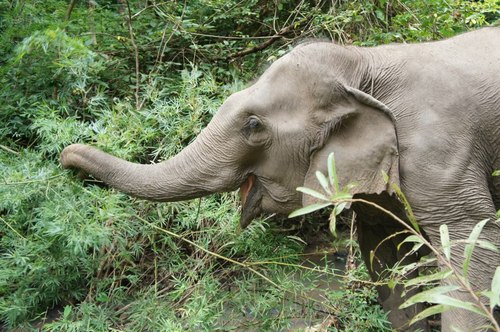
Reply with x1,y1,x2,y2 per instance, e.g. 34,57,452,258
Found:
61,28,500,332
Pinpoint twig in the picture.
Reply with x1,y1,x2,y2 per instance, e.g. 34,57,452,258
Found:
0,144,20,155
65,0,79,21
134,215,341,313
124,0,141,110
228,17,310,59
3,174,64,185
0,216,26,240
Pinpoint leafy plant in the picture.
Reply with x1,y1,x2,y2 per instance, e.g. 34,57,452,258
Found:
294,153,500,330
1,0,498,330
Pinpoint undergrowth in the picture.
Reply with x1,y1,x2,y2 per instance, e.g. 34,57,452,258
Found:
1,0,498,330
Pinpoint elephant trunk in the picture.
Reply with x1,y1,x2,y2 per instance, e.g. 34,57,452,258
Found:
60,126,242,201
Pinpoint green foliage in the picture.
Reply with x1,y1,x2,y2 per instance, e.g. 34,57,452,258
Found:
1,0,498,330
297,152,500,330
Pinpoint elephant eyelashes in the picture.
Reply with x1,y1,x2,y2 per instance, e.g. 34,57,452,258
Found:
247,116,262,130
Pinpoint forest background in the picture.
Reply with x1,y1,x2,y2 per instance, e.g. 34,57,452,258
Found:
1,0,499,331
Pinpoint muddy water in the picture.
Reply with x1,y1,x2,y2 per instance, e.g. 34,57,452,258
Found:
219,251,346,331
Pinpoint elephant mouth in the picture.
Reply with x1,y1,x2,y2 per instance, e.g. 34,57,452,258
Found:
239,174,264,228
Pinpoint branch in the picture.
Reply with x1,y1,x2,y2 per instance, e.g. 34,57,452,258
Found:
65,0,79,21
124,0,142,110
228,17,310,59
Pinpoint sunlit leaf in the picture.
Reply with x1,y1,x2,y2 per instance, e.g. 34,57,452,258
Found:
390,181,420,233
286,235,308,245
408,304,451,326
332,192,352,201
334,202,347,215
398,235,423,251
315,171,332,195
463,219,489,278
402,286,485,316
381,170,389,183
473,240,499,253
400,285,460,308
296,187,329,201
288,202,332,218
329,211,337,237
490,266,500,308
440,224,451,261
404,269,453,287
327,152,340,193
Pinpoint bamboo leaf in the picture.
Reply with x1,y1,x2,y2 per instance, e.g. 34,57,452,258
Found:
332,192,352,201
404,269,453,287
296,187,329,201
329,211,337,237
343,182,358,192
440,224,451,261
400,285,460,308
402,286,485,316
408,304,451,326
398,235,423,251
369,250,375,269
381,170,389,183
334,202,347,215
473,239,499,253
327,152,340,193
390,181,420,232
288,202,332,218
463,219,489,278
315,171,332,195
491,266,500,308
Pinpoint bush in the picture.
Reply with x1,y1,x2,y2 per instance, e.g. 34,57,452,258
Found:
1,0,498,330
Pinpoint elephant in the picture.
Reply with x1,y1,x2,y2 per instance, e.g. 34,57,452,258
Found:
61,28,500,331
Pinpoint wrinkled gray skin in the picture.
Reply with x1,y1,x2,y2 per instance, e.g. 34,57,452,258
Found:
62,28,500,331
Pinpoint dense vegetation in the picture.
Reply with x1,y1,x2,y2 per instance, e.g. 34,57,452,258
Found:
1,0,498,330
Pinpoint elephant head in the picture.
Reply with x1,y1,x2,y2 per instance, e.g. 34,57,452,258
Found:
61,43,400,227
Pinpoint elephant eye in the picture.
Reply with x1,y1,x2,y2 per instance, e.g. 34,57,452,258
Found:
242,115,268,146
247,116,262,130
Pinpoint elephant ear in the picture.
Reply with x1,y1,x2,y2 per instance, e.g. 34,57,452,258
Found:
303,87,400,206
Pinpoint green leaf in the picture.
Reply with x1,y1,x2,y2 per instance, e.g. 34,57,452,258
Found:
398,235,423,251
490,266,500,308
400,285,460,308
408,304,451,326
296,187,329,201
332,192,352,201
375,9,386,23
342,182,358,193
492,170,500,176
473,240,499,253
63,305,72,319
390,182,420,233
315,171,332,195
288,202,332,218
404,269,453,287
327,152,340,193
381,170,389,183
329,211,337,237
463,219,490,278
440,224,451,261
401,286,485,316
334,202,347,215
